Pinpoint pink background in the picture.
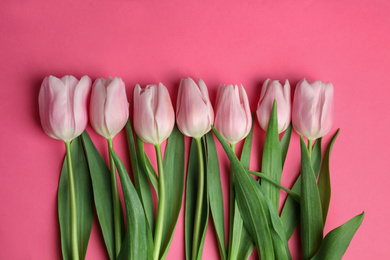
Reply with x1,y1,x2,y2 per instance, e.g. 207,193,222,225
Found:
1,0,389,259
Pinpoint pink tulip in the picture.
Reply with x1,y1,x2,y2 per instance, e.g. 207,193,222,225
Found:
214,84,252,144
292,79,334,140
176,78,214,139
39,75,91,142
256,79,291,133
89,77,129,139
133,83,175,145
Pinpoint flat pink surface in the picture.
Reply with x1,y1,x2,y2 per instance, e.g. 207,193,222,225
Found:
1,0,389,259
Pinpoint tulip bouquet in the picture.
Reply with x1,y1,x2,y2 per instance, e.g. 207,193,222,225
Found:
39,75,363,260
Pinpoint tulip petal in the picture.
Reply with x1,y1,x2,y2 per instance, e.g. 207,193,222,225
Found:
259,78,271,102
198,78,214,124
90,78,108,137
134,85,157,144
239,84,252,138
50,76,74,141
155,83,175,142
319,82,334,138
293,79,315,139
176,79,211,138
214,84,248,144
73,75,91,137
257,79,291,133
105,77,129,138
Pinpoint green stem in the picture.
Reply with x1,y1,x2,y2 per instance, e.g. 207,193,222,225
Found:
228,143,242,260
107,138,122,257
65,141,79,260
227,143,235,256
308,139,314,159
248,170,301,202
192,138,205,260
153,144,166,260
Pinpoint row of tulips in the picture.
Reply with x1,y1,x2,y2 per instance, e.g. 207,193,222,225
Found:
39,75,363,260
40,75,333,144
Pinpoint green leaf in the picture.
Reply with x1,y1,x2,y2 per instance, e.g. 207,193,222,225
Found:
185,139,199,260
236,230,254,260
237,121,255,260
312,212,364,260
256,178,291,260
212,126,275,260
300,136,323,260
205,132,227,260
58,136,94,260
125,120,155,233
261,101,283,212
136,135,159,195
81,132,118,260
280,123,292,167
318,129,340,226
184,137,210,260
195,138,209,260
312,138,323,177
112,150,148,260
240,114,254,171
159,126,185,259
281,138,322,240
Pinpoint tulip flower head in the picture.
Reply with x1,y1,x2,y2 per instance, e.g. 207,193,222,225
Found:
39,75,91,142
256,79,291,133
292,79,334,140
214,84,252,145
133,83,175,145
90,77,129,139
176,77,214,139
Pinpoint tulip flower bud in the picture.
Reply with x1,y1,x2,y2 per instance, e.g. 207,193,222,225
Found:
89,77,129,139
256,79,291,133
133,83,175,145
214,84,252,144
292,79,334,140
176,78,214,139
39,75,91,142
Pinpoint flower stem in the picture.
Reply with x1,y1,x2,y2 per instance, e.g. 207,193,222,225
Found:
107,138,122,257
191,137,205,260
153,144,166,260
307,139,314,158
65,141,79,260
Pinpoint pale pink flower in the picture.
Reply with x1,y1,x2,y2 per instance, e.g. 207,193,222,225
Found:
176,77,214,139
39,75,91,142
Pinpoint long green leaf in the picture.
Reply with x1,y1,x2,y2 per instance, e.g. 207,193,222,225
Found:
185,139,199,260
195,138,209,260
136,135,159,194
300,136,323,260
58,136,94,260
81,131,122,260
280,124,292,167
240,114,254,170
281,138,322,240
318,129,340,226
312,138,323,177
261,101,283,212
125,120,155,233
212,126,275,260
160,126,185,259
112,151,148,260
205,132,227,260
257,181,291,260
312,212,364,260
237,120,255,260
